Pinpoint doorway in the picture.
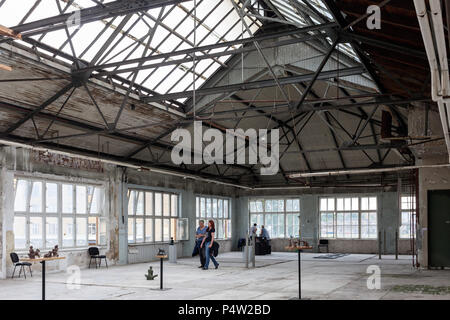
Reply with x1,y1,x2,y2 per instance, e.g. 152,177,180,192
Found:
428,190,450,267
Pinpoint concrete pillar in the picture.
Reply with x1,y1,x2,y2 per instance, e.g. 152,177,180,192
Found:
232,196,249,250
378,192,399,254
300,195,318,250
181,185,196,258
117,168,128,265
0,167,14,279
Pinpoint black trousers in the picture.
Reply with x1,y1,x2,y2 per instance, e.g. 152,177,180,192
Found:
199,244,206,267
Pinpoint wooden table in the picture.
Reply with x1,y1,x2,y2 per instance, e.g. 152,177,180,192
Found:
21,256,65,300
284,246,313,300
155,255,167,290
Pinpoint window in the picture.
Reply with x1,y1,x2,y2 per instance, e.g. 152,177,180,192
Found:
127,189,187,243
400,196,416,239
249,198,300,238
320,196,378,239
13,178,105,250
196,196,231,239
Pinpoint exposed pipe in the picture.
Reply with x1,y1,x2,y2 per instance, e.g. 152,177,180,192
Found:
0,139,253,190
288,163,450,178
0,138,409,191
414,0,450,162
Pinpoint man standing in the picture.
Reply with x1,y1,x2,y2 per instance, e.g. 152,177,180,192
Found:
260,225,270,239
195,220,208,268
249,223,257,239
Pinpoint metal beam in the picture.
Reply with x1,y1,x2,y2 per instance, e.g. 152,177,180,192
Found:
1,134,242,184
0,99,254,175
71,22,337,75
92,33,324,78
323,0,408,135
141,66,365,103
295,38,338,110
11,0,192,37
1,83,73,135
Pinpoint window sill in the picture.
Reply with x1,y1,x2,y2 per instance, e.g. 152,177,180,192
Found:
16,246,107,255
320,238,378,241
128,241,186,246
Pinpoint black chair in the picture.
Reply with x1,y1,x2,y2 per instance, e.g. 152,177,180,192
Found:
88,247,108,269
10,252,32,279
318,239,329,253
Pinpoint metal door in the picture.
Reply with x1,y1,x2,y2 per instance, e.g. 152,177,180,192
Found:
428,190,450,267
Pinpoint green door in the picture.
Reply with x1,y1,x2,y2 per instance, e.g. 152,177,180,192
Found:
428,190,450,267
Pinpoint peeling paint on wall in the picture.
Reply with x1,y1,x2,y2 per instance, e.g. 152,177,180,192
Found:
31,150,103,172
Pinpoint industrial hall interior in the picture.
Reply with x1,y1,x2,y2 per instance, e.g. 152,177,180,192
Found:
0,0,450,301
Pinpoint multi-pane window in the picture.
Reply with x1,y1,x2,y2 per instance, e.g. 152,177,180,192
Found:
320,196,378,239
195,196,231,239
249,199,300,238
400,196,416,239
127,189,188,244
13,178,106,250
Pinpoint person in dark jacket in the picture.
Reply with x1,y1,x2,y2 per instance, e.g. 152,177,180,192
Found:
200,220,219,270
195,220,207,268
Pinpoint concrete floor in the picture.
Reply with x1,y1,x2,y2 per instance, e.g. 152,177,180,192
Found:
1,252,450,300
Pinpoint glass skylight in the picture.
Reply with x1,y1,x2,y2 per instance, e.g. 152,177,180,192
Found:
268,0,360,62
0,0,262,104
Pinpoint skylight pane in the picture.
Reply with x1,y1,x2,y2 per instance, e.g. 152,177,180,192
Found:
0,0,35,26
24,0,60,24
3,0,264,106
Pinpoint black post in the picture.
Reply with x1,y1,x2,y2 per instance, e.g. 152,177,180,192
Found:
298,249,302,300
378,231,382,259
395,230,399,260
160,257,163,290
41,260,46,301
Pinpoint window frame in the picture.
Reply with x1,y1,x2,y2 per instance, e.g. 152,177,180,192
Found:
195,195,232,240
319,196,378,240
13,175,106,251
249,198,301,239
127,187,186,244
399,195,417,239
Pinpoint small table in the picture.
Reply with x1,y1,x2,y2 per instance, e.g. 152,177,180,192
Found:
155,254,167,290
285,246,313,300
21,256,65,300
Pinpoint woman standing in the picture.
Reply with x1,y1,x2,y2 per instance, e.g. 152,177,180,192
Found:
200,220,219,270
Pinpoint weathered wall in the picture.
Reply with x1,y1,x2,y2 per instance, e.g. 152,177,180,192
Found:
0,146,236,278
123,169,235,264
409,104,450,268
234,189,413,255
0,144,420,280
417,164,450,268
0,146,118,278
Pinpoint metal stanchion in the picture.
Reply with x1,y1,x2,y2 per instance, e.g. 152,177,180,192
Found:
245,234,249,269
160,256,164,290
383,230,387,255
252,235,256,268
395,230,399,260
41,260,45,301
156,250,167,290
378,231,382,259
298,249,302,300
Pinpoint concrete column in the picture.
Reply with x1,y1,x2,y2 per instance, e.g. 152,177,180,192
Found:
378,192,399,254
181,184,196,258
117,168,128,265
300,195,319,250
232,196,249,250
0,167,14,279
